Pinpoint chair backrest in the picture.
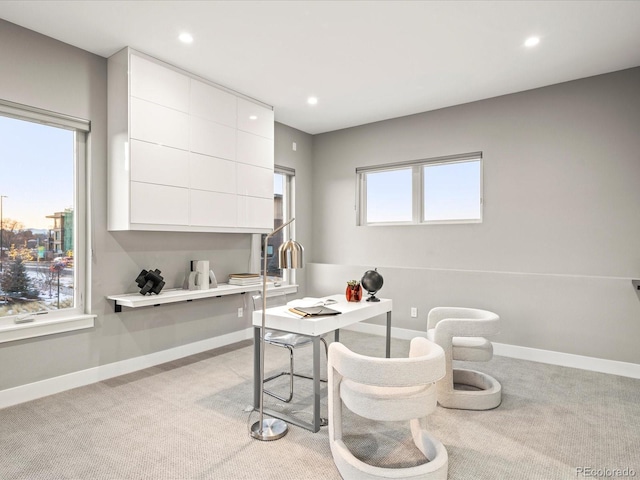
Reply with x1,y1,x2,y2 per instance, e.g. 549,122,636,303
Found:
427,307,500,338
327,337,449,479
251,292,288,311
328,337,445,389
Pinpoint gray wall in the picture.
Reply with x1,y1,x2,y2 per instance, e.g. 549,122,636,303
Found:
1,17,638,397
307,67,640,364
0,20,313,392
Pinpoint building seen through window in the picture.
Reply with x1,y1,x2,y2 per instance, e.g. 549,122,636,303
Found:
261,169,293,280
0,112,79,317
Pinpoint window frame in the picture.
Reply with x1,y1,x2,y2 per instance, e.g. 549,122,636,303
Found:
0,99,95,343
356,152,483,226
271,166,296,284
252,165,297,285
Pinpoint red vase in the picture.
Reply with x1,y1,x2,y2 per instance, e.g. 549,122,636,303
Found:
346,284,362,302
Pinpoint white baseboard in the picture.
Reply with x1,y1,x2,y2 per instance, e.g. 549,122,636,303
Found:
3,322,639,410
343,322,640,379
0,328,253,410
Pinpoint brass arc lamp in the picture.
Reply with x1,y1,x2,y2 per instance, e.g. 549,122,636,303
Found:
250,217,304,441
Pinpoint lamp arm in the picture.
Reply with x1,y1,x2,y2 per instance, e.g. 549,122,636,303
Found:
269,217,294,239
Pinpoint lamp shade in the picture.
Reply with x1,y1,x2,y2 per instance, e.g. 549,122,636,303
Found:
278,239,304,269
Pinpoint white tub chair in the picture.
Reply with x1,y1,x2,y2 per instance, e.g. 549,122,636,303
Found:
426,307,501,410
328,337,448,480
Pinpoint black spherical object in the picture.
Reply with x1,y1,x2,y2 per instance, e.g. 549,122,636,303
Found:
361,268,383,302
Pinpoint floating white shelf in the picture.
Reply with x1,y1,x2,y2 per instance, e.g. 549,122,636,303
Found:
107,283,297,312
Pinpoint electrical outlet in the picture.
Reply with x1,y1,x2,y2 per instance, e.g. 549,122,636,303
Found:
292,142,297,151
410,307,418,318
237,307,243,318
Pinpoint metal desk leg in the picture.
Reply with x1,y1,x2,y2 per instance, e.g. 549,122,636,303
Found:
334,329,340,343
312,336,322,432
386,311,391,358
253,326,261,409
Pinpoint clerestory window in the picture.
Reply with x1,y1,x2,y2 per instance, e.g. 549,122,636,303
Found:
356,152,483,226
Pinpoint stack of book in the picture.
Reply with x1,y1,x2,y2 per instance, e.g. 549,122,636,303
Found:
228,273,262,286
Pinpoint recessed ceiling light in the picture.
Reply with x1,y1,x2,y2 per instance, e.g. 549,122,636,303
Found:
249,115,258,120
524,36,540,48
307,96,318,105
179,32,194,44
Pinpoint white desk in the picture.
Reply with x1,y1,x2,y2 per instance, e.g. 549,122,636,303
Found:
252,294,392,432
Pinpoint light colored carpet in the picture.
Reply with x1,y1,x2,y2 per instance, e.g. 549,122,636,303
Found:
1,331,638,479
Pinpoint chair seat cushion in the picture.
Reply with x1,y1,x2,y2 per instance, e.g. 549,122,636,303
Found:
426,329,493,362
340,379,437,422
264,330,312,347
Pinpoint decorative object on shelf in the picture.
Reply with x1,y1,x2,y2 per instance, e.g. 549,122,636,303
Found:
228,273,262,286
183,261,211,291
345,280,362,302
209,269,218,288
191,260,210,291
361,268,384,302
135,269,165,295
251,218,304,442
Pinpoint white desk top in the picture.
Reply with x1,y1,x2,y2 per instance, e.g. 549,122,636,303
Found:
252,294,392,336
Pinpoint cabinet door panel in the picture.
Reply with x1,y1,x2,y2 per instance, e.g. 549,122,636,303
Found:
130,182,189,225
237,131,273,169
237,195,273,229
191,190,237,227
131,140,189,187
237,164,273,199
189,152,236,194
130,54,189,112
237,98,274,139
131,97,189,150
190,79,236,127
190,116,236,160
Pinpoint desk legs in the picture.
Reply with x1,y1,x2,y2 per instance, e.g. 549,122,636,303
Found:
386,311,391,358
252,326,323,434
252,310,392,433
312,336,322,432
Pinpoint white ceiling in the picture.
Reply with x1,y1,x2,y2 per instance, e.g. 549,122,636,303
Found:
2,1,640,134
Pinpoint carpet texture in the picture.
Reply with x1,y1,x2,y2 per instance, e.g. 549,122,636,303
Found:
0,331,638,480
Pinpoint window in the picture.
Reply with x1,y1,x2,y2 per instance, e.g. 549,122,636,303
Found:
357,152,482,225
0,99,93,343
260,166,295,282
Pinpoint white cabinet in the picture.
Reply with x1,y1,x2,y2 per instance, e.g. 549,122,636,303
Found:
189,116,236,160
189,79,236,127
189,153,236,194
130,98,190,150
131,140,189,187
108,47,275,233
130,54,189,111
237,98,274,139
130,183,189,225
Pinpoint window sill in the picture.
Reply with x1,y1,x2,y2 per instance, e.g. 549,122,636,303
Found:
0,314,95,344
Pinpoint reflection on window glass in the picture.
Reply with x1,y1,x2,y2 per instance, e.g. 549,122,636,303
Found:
262,172,287,278
0,115,76,318
423,160,481,221
366,168,412,223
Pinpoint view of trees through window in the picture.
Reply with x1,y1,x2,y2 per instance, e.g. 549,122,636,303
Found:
0,114,75,318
